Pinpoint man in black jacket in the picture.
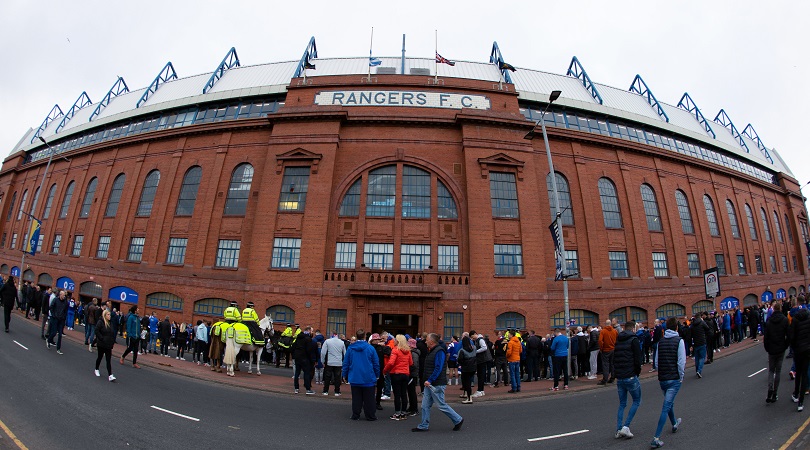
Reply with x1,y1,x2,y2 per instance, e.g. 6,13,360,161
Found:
614,321,642,439
690,315,710,378
292,326,317,394
789,303,810,411
749,307,761,342
525,331,541,382
764,302,790,403
46,290,68,354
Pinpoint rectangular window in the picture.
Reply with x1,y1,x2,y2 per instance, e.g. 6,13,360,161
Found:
489,172,519,218
737,255,747,275
166,237,188,265
96,236,111,259
127,237,145,262
782,256,789,273
10,233,17,249
366,166,396,217
402,166,431,218
400,244,430,271
755,255,763,274
443,312,464,343
363,243,393,270
278,167,310,212
71,235,84,257
216,239,241,268
494,244,523,276
438,245,459,272
715,254,726,275
794,256,799,272
687,253,701,277
326,309,347,337
769,255,777,273
609,251,629,278
271,238,300,269
36,235,44,254
652,252,669,277
0,233,5,247
565,250,579,278
52,234,62,254
335,242,357,269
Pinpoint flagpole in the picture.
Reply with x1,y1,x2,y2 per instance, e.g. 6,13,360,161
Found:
368,27,374,82
434,30,438,83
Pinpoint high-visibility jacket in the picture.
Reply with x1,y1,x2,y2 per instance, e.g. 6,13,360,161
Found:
241,308,259,322
278,327,294,349
223,306,241,322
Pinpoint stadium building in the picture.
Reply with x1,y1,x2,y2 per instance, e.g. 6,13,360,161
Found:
1,39,807,337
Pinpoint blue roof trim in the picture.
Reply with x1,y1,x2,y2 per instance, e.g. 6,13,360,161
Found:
202,47,240,94
742,124,773,164
629,75,669,122
489,41,513,84
566,56,603,105
89,77,129,122
30,104,64,143
136,62,177,108
293,37,318,78
676,92,716,139
714,109,751,154
55,92,92,134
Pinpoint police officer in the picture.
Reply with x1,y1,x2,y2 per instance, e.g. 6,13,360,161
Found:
277,322,294,368
223,301,241,323
241,301,263,343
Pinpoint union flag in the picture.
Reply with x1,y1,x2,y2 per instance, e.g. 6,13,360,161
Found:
435,52,455,66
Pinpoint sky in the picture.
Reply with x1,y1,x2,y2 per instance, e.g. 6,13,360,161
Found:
1,0,807,197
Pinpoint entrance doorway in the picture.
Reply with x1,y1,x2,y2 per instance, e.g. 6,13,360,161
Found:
371,313,419,338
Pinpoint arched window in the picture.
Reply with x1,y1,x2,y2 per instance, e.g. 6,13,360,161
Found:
0,264,9,274
17,189,28,220
496,312,526,330
402,166,430,218
266,305,295,323
609,307,627,324
550,309,598,328
194,298,230,316
773,211,784,242
175,166,202,216
640,184,661,231
105,174,126,217
367,165,396,217
38,272,52,287
598,178,622,228
743,294,759,307
5,191,16,221
136,170,160,217
31,187,40,219
785,214,794,244
703,195,719,236
339,179,361,217
43,184,57,219
655,303,686,320
59,181,75,219
79,178,98,218
674,190,694,234
629,307,648,323
23,269,35,282
79,281,103,298
692,300,714,314
725,200,740,238
437,181,457,219
744,204,758,240
547,172,573,226
760,207,772,241
146,292,183,311
224,164,253,215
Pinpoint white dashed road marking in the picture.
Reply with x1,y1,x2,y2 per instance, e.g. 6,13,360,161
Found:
13,341,28,350
528,429,589,442
748,368,767,378
150,405,200,422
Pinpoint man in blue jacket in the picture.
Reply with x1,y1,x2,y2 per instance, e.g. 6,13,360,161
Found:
343,329,380,421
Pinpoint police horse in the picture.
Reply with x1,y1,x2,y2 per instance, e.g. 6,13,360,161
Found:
222,316,273,377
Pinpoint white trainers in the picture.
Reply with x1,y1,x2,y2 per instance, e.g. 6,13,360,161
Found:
94,369,100,377
621,426,633,438
381,395,391,401
108,374,116,382
472,391,484,398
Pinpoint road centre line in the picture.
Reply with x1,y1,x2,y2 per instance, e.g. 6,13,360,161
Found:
748,368,767,378
527,429,589,442
150,405,200,422
0,417,29,450
13,341,28,350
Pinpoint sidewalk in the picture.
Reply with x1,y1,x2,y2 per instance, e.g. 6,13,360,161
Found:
22,310,760,402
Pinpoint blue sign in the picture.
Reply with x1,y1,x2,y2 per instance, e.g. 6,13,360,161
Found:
10,266,20,277
762,291,774,303
109,286,139,304
776,289,787,299
720,297,739,311
56,276,75,291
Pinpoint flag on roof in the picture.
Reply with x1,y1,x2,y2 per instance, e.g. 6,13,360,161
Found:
369,51,382,67
435,52,455,66
304,60,316,70
499,61,517,72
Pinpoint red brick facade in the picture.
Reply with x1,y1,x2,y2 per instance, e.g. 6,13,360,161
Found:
1,75,807,336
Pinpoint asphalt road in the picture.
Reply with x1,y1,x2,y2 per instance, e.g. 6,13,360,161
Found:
1,314,807,450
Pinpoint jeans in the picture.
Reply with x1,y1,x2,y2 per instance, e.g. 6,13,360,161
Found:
768,352,785,393
294,361,312,391
85,323,95,345
417,385,462,430
509,361,521,390
350,385,376,420
601,350,615,381
149,331,158,353
390,373,409,413
476,362,487,391
552,355,569,387
616,376,642,430
693,345,706,374
589,350,598,374
655,379,682,438
47,317,66,351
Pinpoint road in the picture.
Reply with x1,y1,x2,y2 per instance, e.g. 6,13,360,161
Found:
1,314,807,450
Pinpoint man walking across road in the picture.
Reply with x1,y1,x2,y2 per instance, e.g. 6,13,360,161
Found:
412,333,464,432
650,317,685,448
46,290,68,354
598,319,618,385
614,321,642,439
690,313,711,378
789,299,810,412
764,301,790,403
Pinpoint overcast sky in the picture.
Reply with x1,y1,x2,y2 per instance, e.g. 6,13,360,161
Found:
1,1,807,197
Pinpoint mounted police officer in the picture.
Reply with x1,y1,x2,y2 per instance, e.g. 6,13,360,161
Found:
223,301,241,323
242,301,263,343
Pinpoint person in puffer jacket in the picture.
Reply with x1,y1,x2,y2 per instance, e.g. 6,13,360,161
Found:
763,302,790,403
383,335,414,420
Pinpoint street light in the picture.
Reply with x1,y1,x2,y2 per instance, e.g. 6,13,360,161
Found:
524,90,572,371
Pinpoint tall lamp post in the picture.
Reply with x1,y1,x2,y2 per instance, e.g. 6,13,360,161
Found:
524,90,571,371
17,136,58,299
801,181,810,291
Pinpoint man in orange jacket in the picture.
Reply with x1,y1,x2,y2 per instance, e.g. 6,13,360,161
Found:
506,333,522,393
598,319,619,385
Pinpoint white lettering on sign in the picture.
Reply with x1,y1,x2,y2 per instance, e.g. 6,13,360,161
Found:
314,90,490,110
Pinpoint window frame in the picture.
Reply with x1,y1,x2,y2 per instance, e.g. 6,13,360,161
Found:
598,178,623,229
271,238,300,270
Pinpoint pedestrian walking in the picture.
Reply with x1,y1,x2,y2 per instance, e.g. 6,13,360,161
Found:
84,298,99,350
650,317,685,448
94,309,117,382
1,275,17,333
457,336,477,404
342,329,380,421
614,321,642,439
383,334,413,419
789,299,810,412
119,305,141,368
321,331,346,396
764,301,790,403
598,319,618,385
412,333,463,432
46,290,68,354
690,313,711,378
